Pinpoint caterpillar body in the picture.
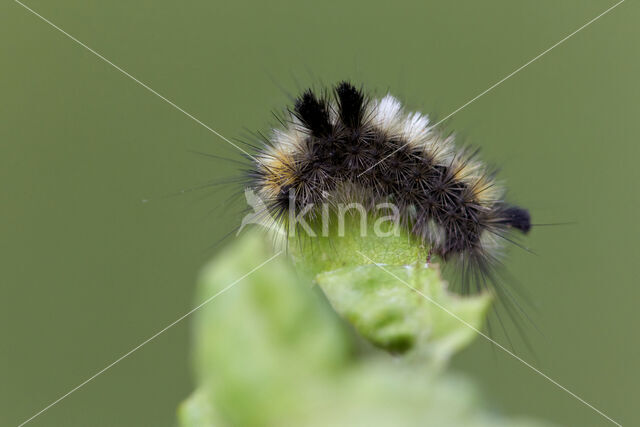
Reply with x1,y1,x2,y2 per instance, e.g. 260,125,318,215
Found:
248,81,531,292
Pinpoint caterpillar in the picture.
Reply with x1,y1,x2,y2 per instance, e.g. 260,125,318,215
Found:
247,81,531,293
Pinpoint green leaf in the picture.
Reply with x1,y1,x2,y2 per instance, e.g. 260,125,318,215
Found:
190,231,351,427
288,212,491,358
177,389,223,427
178,230,552,427
288,212,425,275
316,263,491,361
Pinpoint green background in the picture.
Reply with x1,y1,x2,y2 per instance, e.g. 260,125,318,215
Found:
1,0,637,426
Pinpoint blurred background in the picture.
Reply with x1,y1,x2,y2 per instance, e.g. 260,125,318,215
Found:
1,0,637,426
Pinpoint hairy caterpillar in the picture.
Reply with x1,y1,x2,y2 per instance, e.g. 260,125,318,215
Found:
246,81,531,294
